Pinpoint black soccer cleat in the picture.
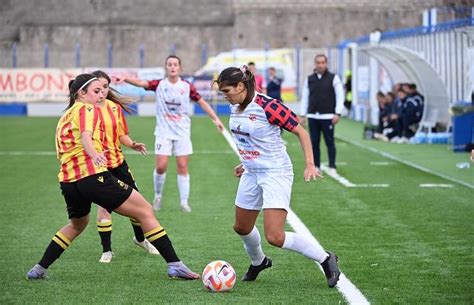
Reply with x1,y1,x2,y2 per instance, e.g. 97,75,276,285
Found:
241,256,272,281
321,251,340,288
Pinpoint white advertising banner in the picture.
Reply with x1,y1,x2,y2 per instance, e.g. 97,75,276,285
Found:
0,69,81,102
0,68,165,103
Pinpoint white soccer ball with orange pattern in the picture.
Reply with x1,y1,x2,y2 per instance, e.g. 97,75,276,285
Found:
202,260,236,292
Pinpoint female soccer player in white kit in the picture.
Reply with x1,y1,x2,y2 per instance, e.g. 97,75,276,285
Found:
116,55,224,212
215,66,341,288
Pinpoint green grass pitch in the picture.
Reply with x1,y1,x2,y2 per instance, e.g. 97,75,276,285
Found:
0,116,472,304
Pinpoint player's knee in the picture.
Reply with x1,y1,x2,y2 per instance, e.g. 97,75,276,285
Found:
176,165,188,175
265,231,285,247
70,219,88,233
233,224,252,236
156,167,167,175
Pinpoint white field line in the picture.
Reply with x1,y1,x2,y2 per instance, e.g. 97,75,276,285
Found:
287,210,370,305
221,142,370,304
320,165,389,188
337,135,474,189
419,183,454,188
369,161,392,166
0,150,235,156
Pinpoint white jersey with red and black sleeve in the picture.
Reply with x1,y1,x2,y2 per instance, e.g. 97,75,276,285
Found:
146,77,202,140
229,93,300,173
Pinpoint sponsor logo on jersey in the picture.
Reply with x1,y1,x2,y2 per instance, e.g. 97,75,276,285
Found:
239,149,260,160
165,100,182,106
249,114,257,121
231,124,250,136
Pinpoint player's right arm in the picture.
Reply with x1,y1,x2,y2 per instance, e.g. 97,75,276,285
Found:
114,76,149,88
81,131,107,166
233,163,244,178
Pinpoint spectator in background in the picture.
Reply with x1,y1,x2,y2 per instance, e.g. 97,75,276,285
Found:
248,62,267,94
343,70,352,116
407,83,424,123
385,84,404,140
374,91,394,142
375,92,387,133
300,54,344,174
266,67,283,101
391,87,422,143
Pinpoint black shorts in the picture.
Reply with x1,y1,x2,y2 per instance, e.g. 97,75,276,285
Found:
108,161,139,191
60,171,133,219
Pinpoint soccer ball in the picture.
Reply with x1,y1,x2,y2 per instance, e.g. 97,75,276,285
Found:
202,260,236,292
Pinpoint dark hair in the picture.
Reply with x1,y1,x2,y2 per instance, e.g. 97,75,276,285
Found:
67,73,98,110
92,70,135,114
248,61,255,66
398,88,407,95
408,83,417,91
386,92,395,101
215,66,255,112
376,91,385,98
166,55,181,66
315,54,328,62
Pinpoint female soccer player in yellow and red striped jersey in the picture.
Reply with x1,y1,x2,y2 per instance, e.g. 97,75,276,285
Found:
91,70,158,263
27,73,199,280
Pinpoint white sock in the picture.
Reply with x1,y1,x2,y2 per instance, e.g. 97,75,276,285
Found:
153,171,166,198
282,232,329,263
239,227,265,266
177,174,190,205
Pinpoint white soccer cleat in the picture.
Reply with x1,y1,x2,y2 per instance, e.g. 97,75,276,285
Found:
327,167,337,176
153,196,161,211
133,237,160,255
99,251,114,263
26,264,47,280
180,204,192,213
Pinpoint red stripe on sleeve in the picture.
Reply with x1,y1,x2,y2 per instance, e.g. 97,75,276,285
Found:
146,79,160,91
119,107,129,135
187,81,202,101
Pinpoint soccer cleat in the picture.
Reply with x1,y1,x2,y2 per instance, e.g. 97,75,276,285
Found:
180,204,192,213
99,251,114,263
167,261,199,280
26,264,47,280
133,237,160,255
321,251,340,288
241,256,272,281
153,196,162,211
327,167,337,176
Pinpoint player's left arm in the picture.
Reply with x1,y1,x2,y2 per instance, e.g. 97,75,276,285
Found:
291,124,323,182
119,135,147,156
196,97,224,132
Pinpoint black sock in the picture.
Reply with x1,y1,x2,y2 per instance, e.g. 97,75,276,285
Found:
130,218,145,242
145,227,179,263
38,231,71,268
97,220,112,252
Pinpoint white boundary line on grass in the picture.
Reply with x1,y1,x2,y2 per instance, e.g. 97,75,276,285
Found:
287,210,370,305
320,165,389,188
0,150,235,156
337,136,474,190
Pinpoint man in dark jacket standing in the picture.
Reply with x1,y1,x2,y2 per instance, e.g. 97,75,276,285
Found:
300,54,344,174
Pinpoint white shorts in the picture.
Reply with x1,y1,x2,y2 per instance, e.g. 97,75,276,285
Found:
154,136,193,156
235,171,293,211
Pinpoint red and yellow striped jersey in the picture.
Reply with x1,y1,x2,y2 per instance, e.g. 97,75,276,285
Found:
55,101,107,182
97,99,129,169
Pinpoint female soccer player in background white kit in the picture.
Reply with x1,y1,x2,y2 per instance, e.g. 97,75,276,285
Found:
215,66,341,288
116,55,224,212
